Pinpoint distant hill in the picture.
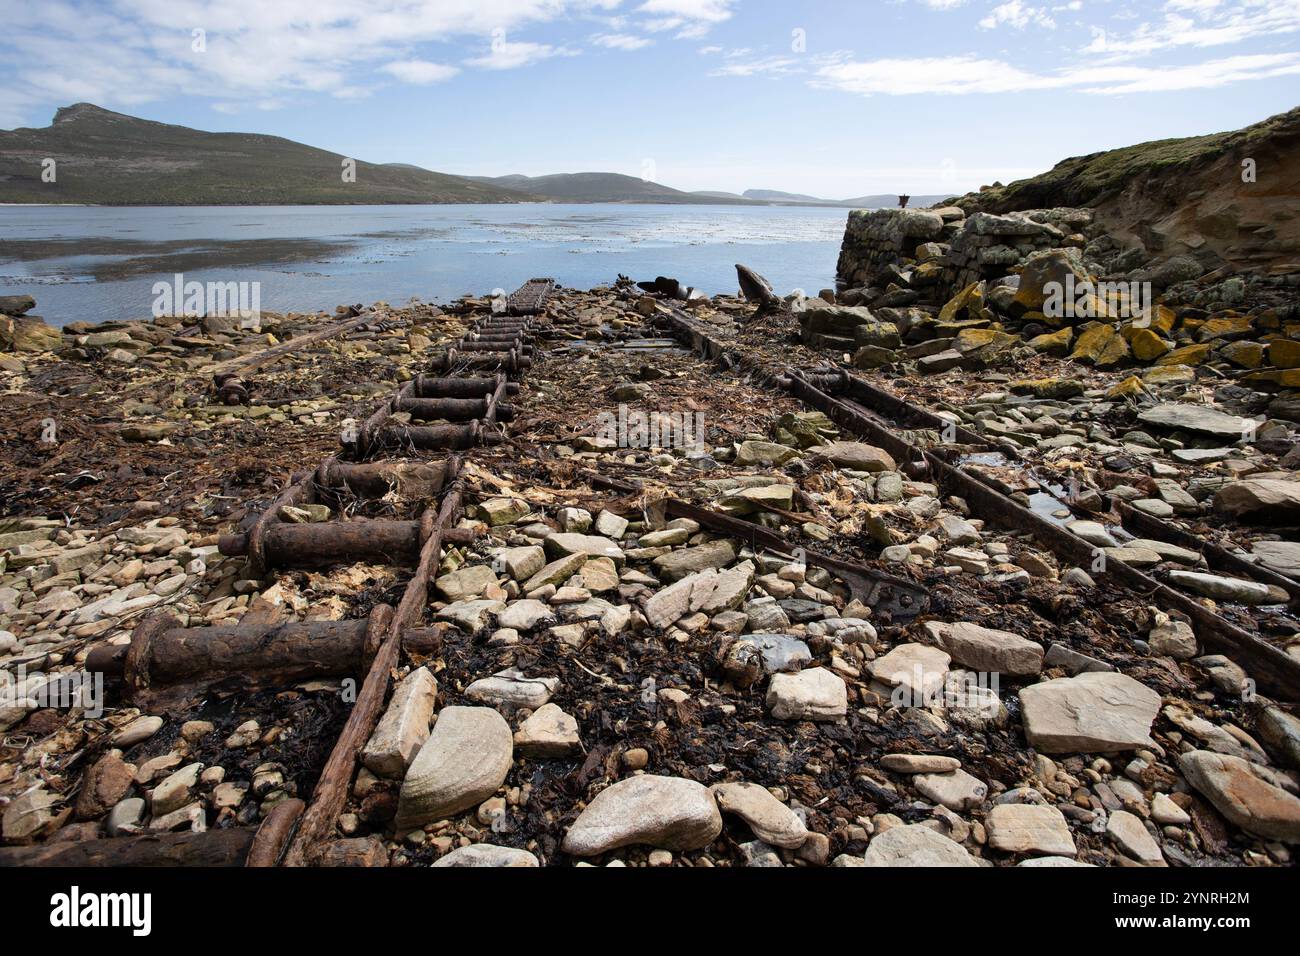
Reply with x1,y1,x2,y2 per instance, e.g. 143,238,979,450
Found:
469,172,754,204
0,104,528,205
956,105,1300,272
745,188,951,208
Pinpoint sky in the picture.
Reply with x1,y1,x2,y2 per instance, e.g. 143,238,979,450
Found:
1,0,1298,197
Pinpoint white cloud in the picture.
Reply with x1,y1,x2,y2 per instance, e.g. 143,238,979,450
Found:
813,50,1300,95
636,0,736,38
465,40,578,70
979,1,1056,30
380,60,460,84
0,0,601,122
709,55,800,77
591,33,654,50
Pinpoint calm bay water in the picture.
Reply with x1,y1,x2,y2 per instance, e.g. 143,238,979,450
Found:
0,203,849,327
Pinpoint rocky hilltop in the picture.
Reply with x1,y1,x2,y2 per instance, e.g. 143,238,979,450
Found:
953,106,1300,276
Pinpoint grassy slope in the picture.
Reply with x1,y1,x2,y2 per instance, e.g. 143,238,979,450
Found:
0,104,529,205
959,106,1300,213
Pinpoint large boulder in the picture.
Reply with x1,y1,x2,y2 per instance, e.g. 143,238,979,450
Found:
562,775,723,856
1179,750,1300,843
1214,479,1300,521
395,706,513,830
1019,671,1160,753
0,315,62,353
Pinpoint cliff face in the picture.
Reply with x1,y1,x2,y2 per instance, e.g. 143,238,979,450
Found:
957,107,1300,275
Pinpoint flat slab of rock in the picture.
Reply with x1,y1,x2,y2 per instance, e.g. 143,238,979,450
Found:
1167,570,1281,605
869,643,951,705
544,533,625,565
722,633,811,681
362,667,437,778
653,539,736,582
522,552,587,592
1137,403,1253,438
513,703,582,758
1019,671,1160,754
1251,540,1300,578
496,599,555,632
880,754,961,774
563,775,723,856
937,622,1044,676
435,599,506,634
1214,479,1300,520
432,845,539,867
766,667,847,721
810,441,897,473
1107,809,1165,864
465,668,558,710
913,769,987,811
434,564,498,602
395,706,513,830
986,804,1077,856
863,824,977,867
711,781,809,848
1179,750,1300,843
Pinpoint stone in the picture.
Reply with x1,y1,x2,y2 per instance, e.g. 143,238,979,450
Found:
880,754,961,774
544,533,625,565
1151,792,1191,826
653,539,736,582
863,824,977,867
0,315,62,352
513,703,582,758
114,715,163,747
638,528,689,547
1166,570,1279,605
434,564,498,602
496,545,545,581
594,510,629,538
1107,809,1164,864
722,633,811,683
435,599,507,634
1251,540,1300,578
1214,479,1300,521
395,706,514,830
869,643,951,705
1020,672,1160,754
766,667,847,721
76,753,136,820
2,789,62,841
361,667,436,778
986,804,1076,856
432,845,539,867
1066,520,1118,548
937,622,1043,676
1179,750,1300,842
496,599,555,632
711,781,809,848
522,552,588,592
696,563,754,614
556,507,592,532
1016,856,1093,867
644,570,719,630
580,557,620,593
1137,403,1253,439
562,775,723,856
810,441,897,473
734,440,799,466
481,498,530,526
151,763,202,816
465,668,558,710
1147,614,1197,660
106,797,145,836
913,769,988,811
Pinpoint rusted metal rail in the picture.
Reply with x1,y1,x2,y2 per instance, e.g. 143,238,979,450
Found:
8,280,550,868
653,302,1300,701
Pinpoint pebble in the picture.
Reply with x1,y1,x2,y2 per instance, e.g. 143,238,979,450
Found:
711,781,809,848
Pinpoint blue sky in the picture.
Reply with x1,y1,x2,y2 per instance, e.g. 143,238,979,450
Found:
2,0,1298,197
